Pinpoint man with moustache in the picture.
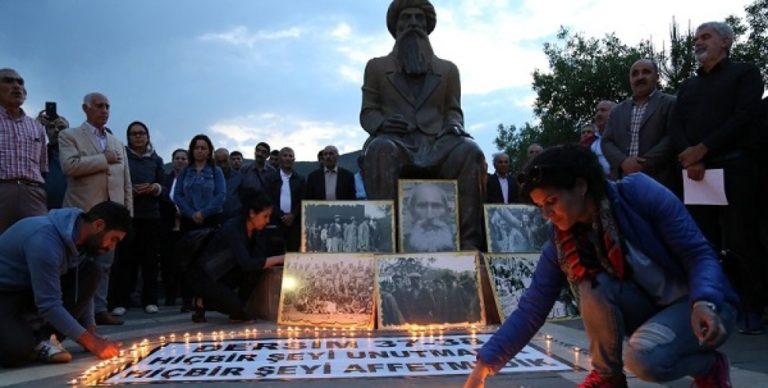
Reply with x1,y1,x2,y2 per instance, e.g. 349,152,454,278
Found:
0,68,49,233
602,59,678,193
0,201,129,366
671,21,765,335
239,142,277,195
59,92,132,326
486,152,518,204
229,151,244,171
404,183,456,252
360,0,485,251
266,147,304,252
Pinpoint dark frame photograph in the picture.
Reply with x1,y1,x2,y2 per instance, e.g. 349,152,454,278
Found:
375,252,485,330
484,204,548,253
398,179,460,253
278,253,376,329
301,200,395,253
485,253,579,320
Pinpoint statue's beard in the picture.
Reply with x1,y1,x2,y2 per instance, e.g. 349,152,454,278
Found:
407,218,454,252
395,29,434,75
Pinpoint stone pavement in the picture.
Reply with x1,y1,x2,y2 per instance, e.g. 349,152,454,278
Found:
1,305,766,387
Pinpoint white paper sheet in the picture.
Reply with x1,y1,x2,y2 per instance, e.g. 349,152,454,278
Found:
683,169,728,205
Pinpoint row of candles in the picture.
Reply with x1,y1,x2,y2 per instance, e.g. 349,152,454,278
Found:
71,326,586,386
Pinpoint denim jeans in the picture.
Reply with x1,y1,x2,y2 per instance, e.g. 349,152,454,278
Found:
578,272,736,382
93,251,115,314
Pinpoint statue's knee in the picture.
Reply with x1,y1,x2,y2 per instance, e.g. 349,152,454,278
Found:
365,138,397,156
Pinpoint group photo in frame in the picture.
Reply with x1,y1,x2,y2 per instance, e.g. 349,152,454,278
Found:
375,252,485,330
485,253,579,320
484,204,549,253
301,200,395,253
278,253,376,329
398,179,460,253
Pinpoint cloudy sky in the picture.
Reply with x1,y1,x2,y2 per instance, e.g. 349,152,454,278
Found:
1,0,750,164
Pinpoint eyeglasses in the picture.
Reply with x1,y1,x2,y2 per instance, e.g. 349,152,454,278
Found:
129,132,147,137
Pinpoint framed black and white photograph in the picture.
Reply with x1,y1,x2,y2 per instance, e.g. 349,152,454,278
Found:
375,252,485,330
278,253,376,329
301,200,395,253
484,204,548,253
398,180,460,253
485,253,579,320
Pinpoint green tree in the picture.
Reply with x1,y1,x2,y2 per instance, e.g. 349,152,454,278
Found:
494,1,767,160
729,0,768,83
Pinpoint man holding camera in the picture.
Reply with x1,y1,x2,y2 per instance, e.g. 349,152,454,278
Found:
0,68,49,234
37,110,70,210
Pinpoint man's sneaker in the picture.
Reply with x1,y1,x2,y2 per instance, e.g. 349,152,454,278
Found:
35,335,72,363
111,306,127,316
145,304,159,314
694,351,731,388
578,370,628,388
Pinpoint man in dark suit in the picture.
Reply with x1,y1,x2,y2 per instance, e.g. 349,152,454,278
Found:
360,0,485,250
601,59,677,193
305,145,355,200
486,152,518,204
267,147,305,252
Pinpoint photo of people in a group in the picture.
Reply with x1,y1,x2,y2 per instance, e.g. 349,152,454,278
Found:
485,254,579,320
301,201,395,253
398,180,460,253
376,253,484,330
484,204,548,253
278,253,376,329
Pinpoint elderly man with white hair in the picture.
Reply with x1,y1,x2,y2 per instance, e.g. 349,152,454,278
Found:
59,92,132,326
671,20,765,336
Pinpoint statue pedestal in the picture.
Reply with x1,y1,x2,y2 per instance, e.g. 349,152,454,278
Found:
245,266,283,321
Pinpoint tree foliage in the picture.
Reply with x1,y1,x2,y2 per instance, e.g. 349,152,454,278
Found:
494,0,767,170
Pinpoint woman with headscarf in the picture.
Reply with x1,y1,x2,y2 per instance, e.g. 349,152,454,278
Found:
464,144,738,388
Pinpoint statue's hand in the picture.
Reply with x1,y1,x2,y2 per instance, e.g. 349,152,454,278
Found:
437,125,473,139
379,114,411,134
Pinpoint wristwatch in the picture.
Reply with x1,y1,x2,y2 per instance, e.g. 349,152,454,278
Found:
693,300,717,312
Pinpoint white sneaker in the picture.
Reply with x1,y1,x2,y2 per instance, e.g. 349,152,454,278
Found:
145,304,159,314
112,306,127,316
35,335,72,363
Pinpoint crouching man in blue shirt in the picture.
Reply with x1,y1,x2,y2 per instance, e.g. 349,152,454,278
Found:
0,201,130,367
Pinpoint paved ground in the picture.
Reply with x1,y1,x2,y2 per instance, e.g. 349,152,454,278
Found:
1,305,766,387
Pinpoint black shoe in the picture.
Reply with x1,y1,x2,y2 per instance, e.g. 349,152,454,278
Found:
191,298,206,323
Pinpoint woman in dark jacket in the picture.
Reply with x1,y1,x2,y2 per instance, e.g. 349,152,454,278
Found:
110,121,165,315
190,189,284,323
465,145,738,388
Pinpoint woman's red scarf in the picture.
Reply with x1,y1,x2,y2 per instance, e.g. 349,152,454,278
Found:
554,198,626,283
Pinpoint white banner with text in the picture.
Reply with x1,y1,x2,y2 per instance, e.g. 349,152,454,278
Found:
105,334,571,384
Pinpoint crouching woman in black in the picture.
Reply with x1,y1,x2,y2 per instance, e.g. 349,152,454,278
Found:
191,190,284,322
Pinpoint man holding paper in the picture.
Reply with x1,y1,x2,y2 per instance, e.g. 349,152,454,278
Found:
671,21,765,335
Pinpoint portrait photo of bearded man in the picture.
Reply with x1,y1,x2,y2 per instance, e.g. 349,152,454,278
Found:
361,0,486,251
400,182,458,253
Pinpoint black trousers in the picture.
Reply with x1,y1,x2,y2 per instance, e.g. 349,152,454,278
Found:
191,265,259,319
686,155,766,314
0,260,100,367
110,218,160,307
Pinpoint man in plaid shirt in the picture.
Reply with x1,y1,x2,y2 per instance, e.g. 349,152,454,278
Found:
601,59,678,193
0,68,48,233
